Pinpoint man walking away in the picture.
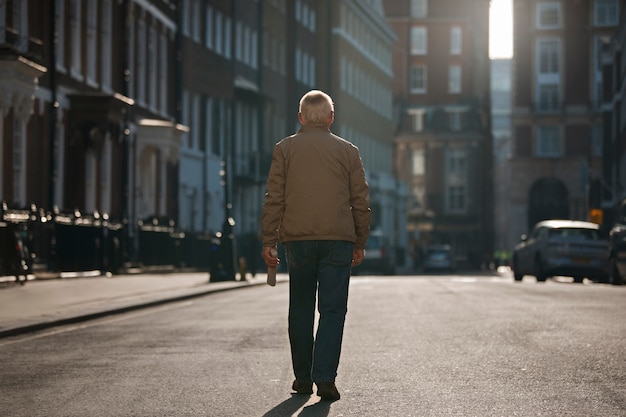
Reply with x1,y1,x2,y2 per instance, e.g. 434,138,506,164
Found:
261,90,371,401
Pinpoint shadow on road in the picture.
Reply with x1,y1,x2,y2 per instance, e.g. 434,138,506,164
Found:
262,394,330,417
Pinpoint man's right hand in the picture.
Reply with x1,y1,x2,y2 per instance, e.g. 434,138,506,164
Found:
262,246,280,268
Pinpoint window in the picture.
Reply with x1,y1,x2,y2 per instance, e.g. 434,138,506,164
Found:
411,0,427,18
55,0,65,71
235,22,243,61
448,65,461,93
408,109,426,132
205,6,213,49
410,65,427,93
448,110,463,131
411,27,427,55
537,84,559,111
309,56,316,86
594,0,619,26
536,39,560,112
159,34,167,113
447,185,466,213
536,126,562,157
445,149,467,213
536,2,561,29
594,36,610,108
87,0,98,80
412,148,425,175
251,29,257,68
148,26,157,108
11,0,28,52
244,26,250,66
70,0,82,79
450,27,462,55
224,17,232,59
137,16,147,103
191,0,200,41
538,39,559,73
215,11,223,55
295,48,302,81
13,117,25,206
101,0,112,91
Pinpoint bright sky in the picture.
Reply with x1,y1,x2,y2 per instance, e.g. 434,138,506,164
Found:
490,0,513,58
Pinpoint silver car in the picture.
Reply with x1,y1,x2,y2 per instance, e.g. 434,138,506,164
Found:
512,220,609,283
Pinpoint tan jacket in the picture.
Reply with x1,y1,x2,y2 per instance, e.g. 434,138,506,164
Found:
262,124,371,249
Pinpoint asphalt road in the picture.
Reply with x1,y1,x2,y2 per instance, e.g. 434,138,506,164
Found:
1,274,624,417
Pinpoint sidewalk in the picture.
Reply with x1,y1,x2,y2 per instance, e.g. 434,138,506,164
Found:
0,272,287,338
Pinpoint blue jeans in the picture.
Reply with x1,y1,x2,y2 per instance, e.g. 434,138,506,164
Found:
283,240,353,383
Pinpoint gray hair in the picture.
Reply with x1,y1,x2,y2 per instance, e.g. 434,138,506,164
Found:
299,90,334,124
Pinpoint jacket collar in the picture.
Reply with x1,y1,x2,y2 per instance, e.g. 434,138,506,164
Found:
297,124,330,134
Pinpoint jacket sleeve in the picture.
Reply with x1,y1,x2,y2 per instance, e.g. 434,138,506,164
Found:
261,144,286,247
349,149,371,250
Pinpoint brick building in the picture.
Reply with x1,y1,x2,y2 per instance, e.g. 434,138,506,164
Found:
384,0,492,269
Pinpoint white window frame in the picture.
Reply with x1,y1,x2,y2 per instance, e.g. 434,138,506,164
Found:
536,125,562,157
594,0,619,26
448,65,462,93
411,27,427,55
536,2,561,30
450,26,462,55
410,65,427,94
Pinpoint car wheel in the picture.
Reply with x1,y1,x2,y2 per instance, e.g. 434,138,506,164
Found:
534,256,547,282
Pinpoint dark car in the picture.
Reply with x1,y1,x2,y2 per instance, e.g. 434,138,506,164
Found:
423,244,456,273
512,220,610,283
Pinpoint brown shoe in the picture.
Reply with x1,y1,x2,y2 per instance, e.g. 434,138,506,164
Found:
292,379,313,394
316,381,340,401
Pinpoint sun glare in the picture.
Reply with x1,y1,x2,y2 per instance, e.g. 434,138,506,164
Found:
490,0,513,59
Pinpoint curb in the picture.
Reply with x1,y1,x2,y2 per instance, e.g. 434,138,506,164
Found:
0,276,286,339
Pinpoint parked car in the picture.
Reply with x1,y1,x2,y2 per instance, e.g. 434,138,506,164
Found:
352,231,395,275
423,244,456,273
512,220,610,283
608,200,626,285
